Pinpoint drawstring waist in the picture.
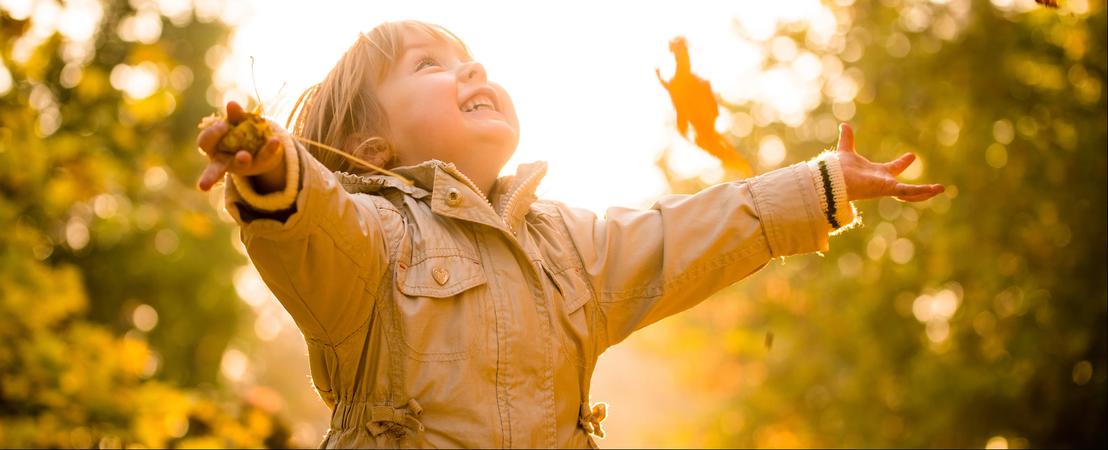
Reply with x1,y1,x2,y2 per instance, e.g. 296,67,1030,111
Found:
367,398,424,440
578,401,608,439
332,398,605,440
332,398,425,440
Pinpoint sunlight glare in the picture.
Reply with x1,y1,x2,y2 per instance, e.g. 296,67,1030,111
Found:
224,0,831,214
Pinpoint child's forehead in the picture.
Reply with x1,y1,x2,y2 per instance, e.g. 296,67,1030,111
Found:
398,28,470,60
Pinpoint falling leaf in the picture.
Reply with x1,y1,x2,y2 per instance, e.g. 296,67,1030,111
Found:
657,36,754,177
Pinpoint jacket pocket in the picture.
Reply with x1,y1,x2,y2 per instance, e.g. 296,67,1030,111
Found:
395,253,487,361
543,263,593,367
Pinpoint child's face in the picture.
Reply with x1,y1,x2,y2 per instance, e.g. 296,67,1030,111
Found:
377,29,520,177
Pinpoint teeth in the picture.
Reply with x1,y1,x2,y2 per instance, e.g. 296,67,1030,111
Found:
462,95,495,112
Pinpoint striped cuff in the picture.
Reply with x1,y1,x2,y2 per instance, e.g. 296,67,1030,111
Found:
807,151,859,233
230,129,300,212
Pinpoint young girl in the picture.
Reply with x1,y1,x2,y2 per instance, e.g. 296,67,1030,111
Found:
196,20,943,448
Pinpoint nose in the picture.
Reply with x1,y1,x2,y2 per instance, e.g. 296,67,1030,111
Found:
458,61,487,83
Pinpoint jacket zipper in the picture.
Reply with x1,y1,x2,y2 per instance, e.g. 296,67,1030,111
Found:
500,170,543,235
446,165,540,235
447,165,495,210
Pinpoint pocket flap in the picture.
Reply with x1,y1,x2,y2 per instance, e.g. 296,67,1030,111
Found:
397,255,486,298
549,266,592,312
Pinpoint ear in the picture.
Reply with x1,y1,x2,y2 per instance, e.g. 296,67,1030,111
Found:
345,134,394,170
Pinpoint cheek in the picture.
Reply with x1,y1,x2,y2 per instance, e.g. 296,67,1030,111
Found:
493,84,520,129
389,90,459,141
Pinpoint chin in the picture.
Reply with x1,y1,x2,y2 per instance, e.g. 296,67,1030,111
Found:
482,128,520,162
490,145,517,171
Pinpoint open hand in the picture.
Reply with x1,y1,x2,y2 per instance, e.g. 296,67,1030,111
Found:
195,101,284,192
835,123,944,202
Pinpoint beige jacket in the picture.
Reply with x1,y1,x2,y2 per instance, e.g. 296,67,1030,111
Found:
224,129,858,448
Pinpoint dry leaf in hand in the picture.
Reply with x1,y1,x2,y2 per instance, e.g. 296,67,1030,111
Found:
217,112,271,156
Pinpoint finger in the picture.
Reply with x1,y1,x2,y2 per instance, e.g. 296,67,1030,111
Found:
896,193,933,202
196,121,230,154
248,137,279,169
232,150,253,171
893,184,944,202
226,101,246,124
894,183,944,198
258,137,283,163
885,152,916,176
197,159,229,191
896,188,946,202
836,123,855,154
235,137,281,175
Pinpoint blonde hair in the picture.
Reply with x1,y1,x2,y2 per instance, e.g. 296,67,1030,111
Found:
287,21,471,174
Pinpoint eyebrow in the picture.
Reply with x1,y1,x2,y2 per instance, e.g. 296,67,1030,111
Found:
402,40,470,62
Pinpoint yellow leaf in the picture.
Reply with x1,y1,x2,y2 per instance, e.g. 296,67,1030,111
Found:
118,337,150,377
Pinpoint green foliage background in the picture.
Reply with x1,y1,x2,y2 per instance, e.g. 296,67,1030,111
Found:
644,0,1107,447
1,1,291,447
0,0,1103,448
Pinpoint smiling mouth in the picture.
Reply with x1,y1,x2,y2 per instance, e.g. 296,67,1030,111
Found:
463,104,495,113
460,89,498,113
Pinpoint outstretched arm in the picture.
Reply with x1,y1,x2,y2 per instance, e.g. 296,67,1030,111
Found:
557,123,943,349
554,160,845,348
195,102,395,346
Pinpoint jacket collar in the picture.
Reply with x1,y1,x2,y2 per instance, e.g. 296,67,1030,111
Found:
334,160,548,235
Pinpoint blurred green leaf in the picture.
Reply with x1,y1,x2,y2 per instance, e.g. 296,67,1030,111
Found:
649,0,1106,447
1,1,290,447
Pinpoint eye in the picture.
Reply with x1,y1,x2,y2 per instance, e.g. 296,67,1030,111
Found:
415,57,438,71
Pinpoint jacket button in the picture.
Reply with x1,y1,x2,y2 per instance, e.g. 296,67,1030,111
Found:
445,188,462,207
431,266,450,285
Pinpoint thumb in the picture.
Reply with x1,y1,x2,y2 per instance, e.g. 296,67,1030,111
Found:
836,123,855,154
226,100,246,124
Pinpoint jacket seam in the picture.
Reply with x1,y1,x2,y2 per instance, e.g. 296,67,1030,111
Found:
331,286,378,348
331,198,401,348
596,234,767,302
407,249,481,265
267,214,376,346
397,272,485,297
748,176,782,258
273,229,335,345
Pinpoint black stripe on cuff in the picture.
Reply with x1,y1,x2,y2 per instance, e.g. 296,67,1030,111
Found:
818,160,840,229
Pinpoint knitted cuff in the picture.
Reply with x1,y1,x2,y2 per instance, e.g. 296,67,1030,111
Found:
230,130,300,212
807,151,859,232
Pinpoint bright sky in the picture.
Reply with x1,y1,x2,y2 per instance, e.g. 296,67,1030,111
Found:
219,0,831,213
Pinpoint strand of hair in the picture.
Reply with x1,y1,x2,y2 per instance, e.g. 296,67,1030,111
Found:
286,84,316,129
249,56,265,114
289,135,412,185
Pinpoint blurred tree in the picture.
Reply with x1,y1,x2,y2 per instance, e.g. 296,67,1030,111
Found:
1,0,290,446
647,0,1106,447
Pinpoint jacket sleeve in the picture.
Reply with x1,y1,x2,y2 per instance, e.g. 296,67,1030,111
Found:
222,127,393,346
555,154,860,348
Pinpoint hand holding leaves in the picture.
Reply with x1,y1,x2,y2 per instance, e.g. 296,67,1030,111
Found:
195,101,284,192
